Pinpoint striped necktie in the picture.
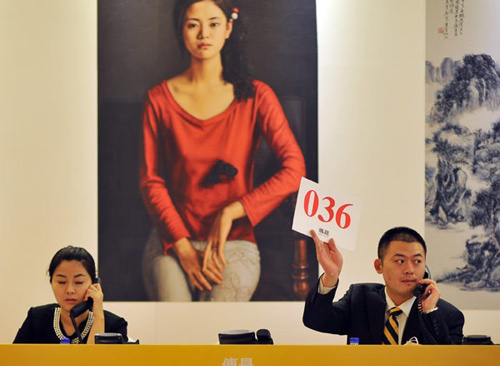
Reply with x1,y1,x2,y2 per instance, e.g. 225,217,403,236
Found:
382,307,403,345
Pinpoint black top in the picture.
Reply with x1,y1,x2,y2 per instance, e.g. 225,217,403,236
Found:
13,304,128,344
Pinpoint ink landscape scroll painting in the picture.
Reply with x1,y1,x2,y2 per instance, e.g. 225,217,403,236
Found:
425,0,500,309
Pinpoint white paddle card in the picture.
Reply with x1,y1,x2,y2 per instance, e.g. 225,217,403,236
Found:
292,177,363,251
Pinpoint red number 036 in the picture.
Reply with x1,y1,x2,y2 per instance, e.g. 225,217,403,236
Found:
303,190,353,229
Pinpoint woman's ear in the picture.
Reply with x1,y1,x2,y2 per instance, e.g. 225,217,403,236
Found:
225,18,233,39
374,258,383,274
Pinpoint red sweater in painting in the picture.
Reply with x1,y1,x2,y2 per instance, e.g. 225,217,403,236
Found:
140,80,306,252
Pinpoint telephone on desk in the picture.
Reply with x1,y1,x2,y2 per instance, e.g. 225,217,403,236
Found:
218,329,274,345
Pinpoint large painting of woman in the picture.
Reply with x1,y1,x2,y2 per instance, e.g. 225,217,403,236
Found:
98,0,318,301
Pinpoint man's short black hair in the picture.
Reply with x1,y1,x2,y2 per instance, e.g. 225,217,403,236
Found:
377,226,427,259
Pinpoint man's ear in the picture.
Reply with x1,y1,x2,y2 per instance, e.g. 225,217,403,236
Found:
374,258,383,274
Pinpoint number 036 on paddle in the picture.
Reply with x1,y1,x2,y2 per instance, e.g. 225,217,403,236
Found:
292,177,363,251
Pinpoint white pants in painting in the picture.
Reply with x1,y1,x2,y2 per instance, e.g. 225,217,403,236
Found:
142,228,260,301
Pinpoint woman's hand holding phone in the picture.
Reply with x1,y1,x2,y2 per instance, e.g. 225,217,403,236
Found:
85,282,104,316
85,282,105,344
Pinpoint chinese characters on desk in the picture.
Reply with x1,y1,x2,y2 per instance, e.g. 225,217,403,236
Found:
222,358,253,366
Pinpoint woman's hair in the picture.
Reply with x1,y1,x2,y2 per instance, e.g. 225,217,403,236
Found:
173,0,255,100
48,246,97,283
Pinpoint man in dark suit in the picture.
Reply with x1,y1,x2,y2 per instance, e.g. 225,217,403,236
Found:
303,227,464,344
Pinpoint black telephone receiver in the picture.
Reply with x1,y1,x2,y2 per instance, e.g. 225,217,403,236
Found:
413,266,431,298
70,277,99,318
414,266,437,344
69,277,99,343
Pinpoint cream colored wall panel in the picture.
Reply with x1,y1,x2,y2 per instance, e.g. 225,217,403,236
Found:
0,0,98,343
2,0,496,345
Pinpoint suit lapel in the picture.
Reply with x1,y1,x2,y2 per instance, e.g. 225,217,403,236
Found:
402,300,422,344
366,286,387,344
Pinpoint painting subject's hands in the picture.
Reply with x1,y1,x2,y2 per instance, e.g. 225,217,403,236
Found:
203,201,246,275
311,230,343,287
173,238,214,291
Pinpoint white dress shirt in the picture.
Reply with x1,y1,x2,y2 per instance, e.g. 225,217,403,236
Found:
383,287,416,345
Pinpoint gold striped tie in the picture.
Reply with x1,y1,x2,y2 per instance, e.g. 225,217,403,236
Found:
382,307,403,345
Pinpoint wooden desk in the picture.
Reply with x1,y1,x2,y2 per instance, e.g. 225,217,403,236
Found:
1,344,498,366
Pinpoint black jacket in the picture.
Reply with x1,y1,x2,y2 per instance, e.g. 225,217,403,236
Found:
303,282,464,345
13,303,128,344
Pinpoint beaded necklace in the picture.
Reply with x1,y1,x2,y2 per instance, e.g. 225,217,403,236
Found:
53,307,94,344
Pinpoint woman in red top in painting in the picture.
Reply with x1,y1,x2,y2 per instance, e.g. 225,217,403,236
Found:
140,0,305,301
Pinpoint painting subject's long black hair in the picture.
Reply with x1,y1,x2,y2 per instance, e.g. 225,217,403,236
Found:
173,0,255,100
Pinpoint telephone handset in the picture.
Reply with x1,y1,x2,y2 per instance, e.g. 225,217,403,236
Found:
413,266,431,298
70,277,100,318
69,277,100,343
413,266,437,344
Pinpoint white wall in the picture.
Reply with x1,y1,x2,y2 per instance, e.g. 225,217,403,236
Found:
1,0,497,344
